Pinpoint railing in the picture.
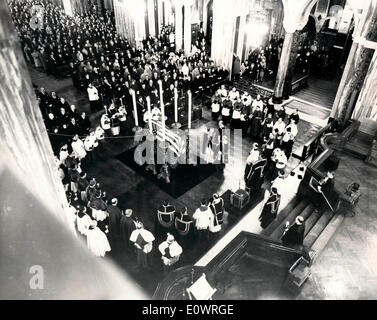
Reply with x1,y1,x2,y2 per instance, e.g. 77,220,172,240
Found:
297,120,360,214
291,74,309,95
292,121,335,162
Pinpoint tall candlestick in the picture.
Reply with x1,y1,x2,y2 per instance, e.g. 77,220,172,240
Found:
158,80,164,108
188,90,192,129
146,96,152,134
174,88,178,123
161,101,166,143
131,89,138,127
171,87,182,129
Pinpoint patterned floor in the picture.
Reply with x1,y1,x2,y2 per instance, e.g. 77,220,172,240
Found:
297,152,377,300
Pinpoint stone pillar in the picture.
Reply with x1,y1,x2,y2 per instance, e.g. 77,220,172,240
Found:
330,0,377,126
96,0,105,16
175,2,183,50
273,31,294,103
351,47,377,135
113,0,146,48
62,0,74,16
183,3,192,55
147,0,156,37
0,1,72,231
283,31,301,99
272,0,318,104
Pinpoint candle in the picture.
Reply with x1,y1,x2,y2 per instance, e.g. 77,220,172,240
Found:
158,80,164,108
131,89,138,127
188,90,192,129
174,88,178,123
146,96,152,134
161,101,166,143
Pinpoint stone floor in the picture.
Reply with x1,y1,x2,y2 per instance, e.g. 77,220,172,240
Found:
297,152,377,300
28,67,377,299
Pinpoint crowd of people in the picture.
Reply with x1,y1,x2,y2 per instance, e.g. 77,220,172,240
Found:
238,36,333,83
211,85,300,163
239,38,282,82
10,0,116,76
12,0,316,275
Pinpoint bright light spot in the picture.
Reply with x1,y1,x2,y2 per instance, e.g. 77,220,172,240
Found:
247,22,269,49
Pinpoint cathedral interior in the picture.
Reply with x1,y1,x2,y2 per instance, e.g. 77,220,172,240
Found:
1,0,377,300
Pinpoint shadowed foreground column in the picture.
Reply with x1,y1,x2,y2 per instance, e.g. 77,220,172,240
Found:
0,1,148,299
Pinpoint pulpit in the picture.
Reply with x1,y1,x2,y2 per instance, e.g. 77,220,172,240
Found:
186,273,217,300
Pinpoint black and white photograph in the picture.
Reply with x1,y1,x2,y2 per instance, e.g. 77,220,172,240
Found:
1,0,377,306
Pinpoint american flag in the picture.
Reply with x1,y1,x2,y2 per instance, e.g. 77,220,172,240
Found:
151,120,186,156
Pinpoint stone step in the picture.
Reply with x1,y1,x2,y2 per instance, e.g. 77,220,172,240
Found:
297,203,314,221
303,209,322,237
270,200,309,240
270,203,314,241
310,212,344,263
261,196,301,237
303,210,334,248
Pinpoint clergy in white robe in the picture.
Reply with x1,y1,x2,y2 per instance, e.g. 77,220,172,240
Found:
95,126,105,140
86,222,111,257
71,134,87,160
130,222,155,268
158,233,183,270
77,208,94,236
246,143,260,165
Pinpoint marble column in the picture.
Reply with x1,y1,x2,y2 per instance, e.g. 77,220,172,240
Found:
283,30,301,99
175,3,183,50
96,0,105,16
146,0,156,37
273,31,294,103
330,0,377,126
183,3,192,55
351,48,377,135
272,0,318,104
0,1,72,231
62,0,74,16
113,0,146,48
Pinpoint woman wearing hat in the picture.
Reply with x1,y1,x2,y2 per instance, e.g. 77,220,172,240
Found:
281,216,305,246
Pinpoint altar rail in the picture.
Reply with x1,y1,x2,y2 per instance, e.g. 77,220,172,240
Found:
291,74,309,95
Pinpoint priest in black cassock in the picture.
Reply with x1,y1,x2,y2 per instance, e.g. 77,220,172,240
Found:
156,200,176,234
244,146,267,194
281,216,305,245
259,187,281,229
107,198,122,245
120,209,137,252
